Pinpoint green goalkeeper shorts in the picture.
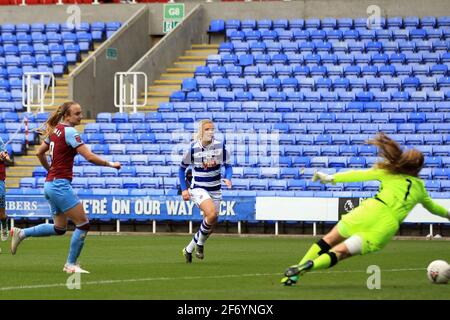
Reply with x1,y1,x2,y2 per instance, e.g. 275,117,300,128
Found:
337,198,399,255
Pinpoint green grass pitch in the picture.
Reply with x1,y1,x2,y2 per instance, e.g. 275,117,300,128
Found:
0,234,448,299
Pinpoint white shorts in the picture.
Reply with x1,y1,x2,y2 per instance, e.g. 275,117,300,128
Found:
189,188,222,213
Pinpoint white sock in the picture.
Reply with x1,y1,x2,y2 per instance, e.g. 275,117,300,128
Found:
186,239,196,253
186,219,213,252
197,219,213,246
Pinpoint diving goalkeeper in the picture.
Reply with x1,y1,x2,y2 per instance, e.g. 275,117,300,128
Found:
282,133,450,286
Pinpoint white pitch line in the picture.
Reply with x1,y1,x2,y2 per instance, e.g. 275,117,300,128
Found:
0,268,425,292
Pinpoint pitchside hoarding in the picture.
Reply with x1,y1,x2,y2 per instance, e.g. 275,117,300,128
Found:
5,195,449,224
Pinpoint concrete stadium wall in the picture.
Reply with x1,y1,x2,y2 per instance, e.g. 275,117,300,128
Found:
0,0,448,117
200,0,450,20
0,0,448,27
126,0,450,108
128,4,204,96
199,0,450,34
0,4,142,24
70,5,150,118
147,2,204,35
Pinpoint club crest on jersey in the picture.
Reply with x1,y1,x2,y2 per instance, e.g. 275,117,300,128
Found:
202,158,217,169
75,135,82,143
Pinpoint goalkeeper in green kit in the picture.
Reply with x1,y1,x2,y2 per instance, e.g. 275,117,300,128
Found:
282,133,450,286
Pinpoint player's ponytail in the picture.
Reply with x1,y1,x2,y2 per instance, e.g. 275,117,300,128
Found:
368,133,424,177
193,119,214,142
39,101,77,138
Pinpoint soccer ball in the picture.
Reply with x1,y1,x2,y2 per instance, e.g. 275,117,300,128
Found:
427,260,450,284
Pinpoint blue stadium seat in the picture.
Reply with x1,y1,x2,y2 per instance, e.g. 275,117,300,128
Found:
310,156,328,167
225,19,241,30
209,20,225,33
286,180,305,191
339,145,358,156
88,177,106,189
348,156,367,168
249,179,268,191
424,180,441,192
83,167,102,177
232,179,250,191
116,166,135,177
120,177,139,189
305,181,325,191
432,168,450,180
344,123,362,134
20,177,36,189
72,177,88,189
440,181,450,192
319,145,339,156
328,157,347,168
99,167,118,177
102,177,122,189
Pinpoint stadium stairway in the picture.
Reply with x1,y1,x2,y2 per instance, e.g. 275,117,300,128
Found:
137,43,219,112
5,118,94,189
6,40,108,189
8,43,219,189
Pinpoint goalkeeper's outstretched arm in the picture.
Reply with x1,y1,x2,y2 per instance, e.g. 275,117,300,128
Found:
313,168,385,184
421,194,450,220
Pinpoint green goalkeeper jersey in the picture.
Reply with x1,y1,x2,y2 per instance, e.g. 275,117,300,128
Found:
333,168,448,223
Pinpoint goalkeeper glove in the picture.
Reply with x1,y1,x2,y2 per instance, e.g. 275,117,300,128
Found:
312,171,334,184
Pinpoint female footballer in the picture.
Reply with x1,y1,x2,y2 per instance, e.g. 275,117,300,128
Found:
179,119,233,263
282,133,450,285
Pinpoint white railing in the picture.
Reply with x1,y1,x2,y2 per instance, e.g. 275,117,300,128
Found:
114,72,147,113
22,72,55,113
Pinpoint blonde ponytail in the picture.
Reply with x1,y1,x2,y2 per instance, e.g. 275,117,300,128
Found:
39,101,77,138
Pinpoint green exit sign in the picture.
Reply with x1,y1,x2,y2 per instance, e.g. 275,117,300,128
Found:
163,20,180,33
163,3,185,20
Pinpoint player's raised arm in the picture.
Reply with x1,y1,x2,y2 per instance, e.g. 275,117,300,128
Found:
64,126,121,169
76,144,121,169
333,168,386,183
312,168,385,184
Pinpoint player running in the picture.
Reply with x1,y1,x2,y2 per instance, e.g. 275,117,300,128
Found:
282,133,450,286
180,119,233,263
9,101,121,273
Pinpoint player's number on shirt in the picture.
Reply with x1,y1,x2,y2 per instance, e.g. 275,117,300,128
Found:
49,141,55,161
404,179,412,201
